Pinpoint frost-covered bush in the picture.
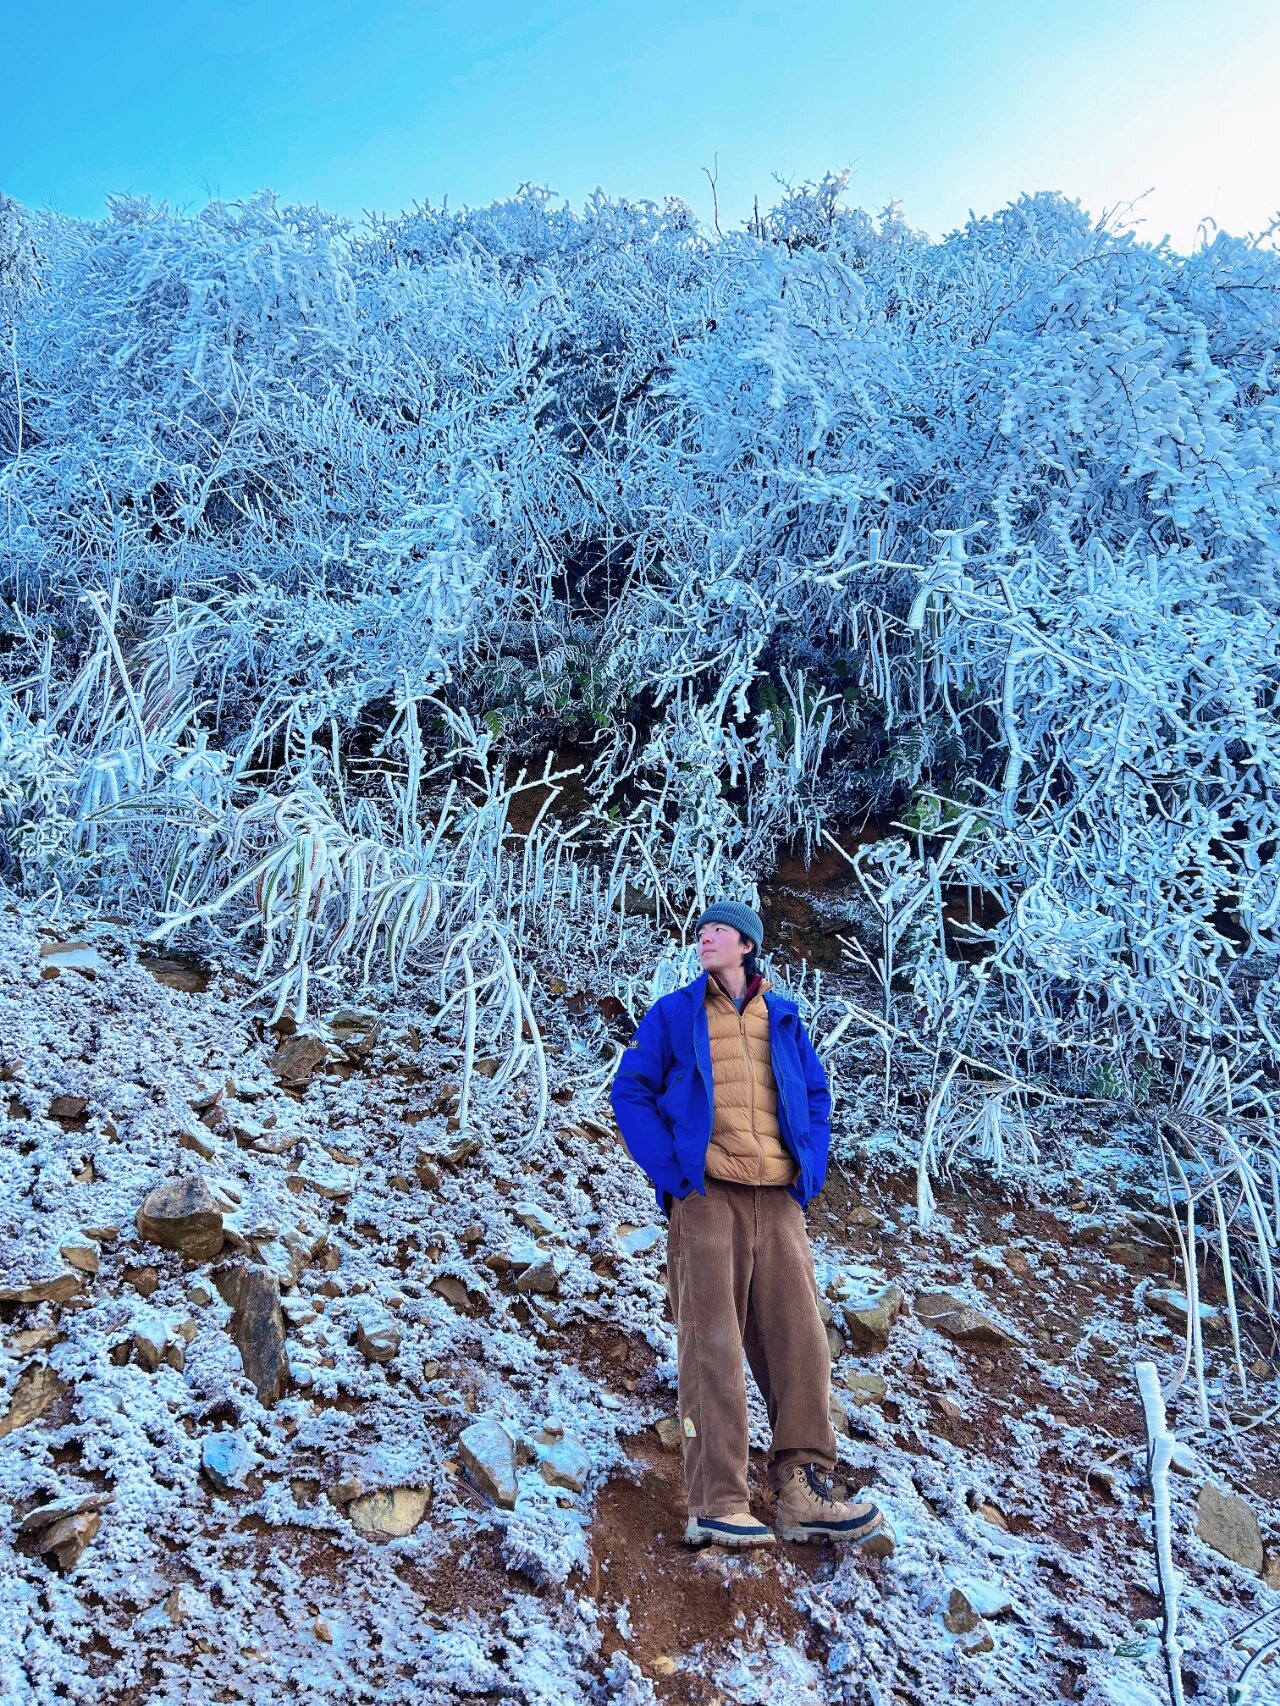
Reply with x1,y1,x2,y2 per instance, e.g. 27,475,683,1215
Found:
2,176,1279,1373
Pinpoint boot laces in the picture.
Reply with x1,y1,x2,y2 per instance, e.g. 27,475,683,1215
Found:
802,1463,839,1505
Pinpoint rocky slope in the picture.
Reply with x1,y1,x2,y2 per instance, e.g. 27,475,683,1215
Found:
1,906,1277,1706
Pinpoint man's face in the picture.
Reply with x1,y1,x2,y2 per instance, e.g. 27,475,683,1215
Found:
697,921,751,975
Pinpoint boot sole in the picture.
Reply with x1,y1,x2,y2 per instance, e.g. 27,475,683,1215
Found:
683,1518,777,1549
776,1516,895,1552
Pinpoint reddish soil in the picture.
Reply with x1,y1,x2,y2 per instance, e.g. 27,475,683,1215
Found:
554,1154,1279,1701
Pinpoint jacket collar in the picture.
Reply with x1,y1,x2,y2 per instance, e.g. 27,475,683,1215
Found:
707,967,766,1009
682,967,798,1016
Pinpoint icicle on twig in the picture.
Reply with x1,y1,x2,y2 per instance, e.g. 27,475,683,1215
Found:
1135,1360,1187,1706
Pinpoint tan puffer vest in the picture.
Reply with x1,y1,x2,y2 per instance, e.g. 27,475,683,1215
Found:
702,971,800,1189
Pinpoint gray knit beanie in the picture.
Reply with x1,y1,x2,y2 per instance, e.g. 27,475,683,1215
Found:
694,900,764,953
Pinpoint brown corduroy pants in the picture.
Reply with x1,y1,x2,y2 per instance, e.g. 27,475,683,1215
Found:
665,1176,839,1518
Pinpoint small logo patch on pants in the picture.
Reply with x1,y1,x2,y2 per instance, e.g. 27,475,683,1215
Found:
682,1416,697,1437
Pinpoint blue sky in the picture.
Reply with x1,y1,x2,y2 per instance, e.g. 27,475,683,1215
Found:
3,0,1276,252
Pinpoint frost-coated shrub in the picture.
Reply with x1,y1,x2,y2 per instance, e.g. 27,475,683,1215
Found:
2,177,1279,1376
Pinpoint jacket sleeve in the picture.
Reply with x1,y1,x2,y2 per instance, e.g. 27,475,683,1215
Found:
609,1002,691,1202
795,1019,833,1192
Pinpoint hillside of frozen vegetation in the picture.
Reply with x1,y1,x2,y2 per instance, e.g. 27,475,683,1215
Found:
1,176,1279,1701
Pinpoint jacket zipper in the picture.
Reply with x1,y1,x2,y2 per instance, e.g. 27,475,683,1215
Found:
739,1005,764,1183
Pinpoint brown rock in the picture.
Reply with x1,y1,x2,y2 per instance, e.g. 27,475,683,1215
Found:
844,1372,887,1407
40,1510,101,1570
458,1419,518,1508
60,1240,100,1276
944,1587,982,1634
124,1265,161,1297
321,1139,362,1165
227,1266,289,1406
944,1581,1015,1631
136,1177,225,1263
0,1272,83,1305
356,1315,401,1364
163,1586,194,1623
430,1274,475,1313
1147,1287,1223,1332
1073,1219,1112,1245
178,1127,220,1162
914,1290,1022,1347
329,1010,382,1060
200,1107,233,1144
48,1094,89,1119
10,1327,60,1354
347,1487,431,1537
861,1523,897,1560
515,1258,559,1295
79,1224,119,1244
18,1492,113,1534
0,1365,69,1437
268,1034,328,1088
437,1135,481,1171
133,1327,165,1373
840,1284,904,1347
960,1626,995,1657
538,1435,590,1491
249,1232,308,1290
1196,1482,1264,1573
654,1415,683,1451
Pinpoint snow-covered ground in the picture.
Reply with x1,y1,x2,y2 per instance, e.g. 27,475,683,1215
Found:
3,907,1277,1705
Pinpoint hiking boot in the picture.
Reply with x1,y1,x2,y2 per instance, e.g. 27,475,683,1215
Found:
774,1463,896,1553
683,1509,777,1549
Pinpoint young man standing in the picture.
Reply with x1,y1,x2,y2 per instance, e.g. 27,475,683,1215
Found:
611,899,893,1553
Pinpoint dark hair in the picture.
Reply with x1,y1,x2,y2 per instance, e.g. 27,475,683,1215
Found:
737,930,761,980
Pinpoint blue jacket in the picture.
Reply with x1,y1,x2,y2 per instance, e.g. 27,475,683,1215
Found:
609,969,833,1218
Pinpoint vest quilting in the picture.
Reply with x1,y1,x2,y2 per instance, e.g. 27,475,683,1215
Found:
702,972,799,1189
